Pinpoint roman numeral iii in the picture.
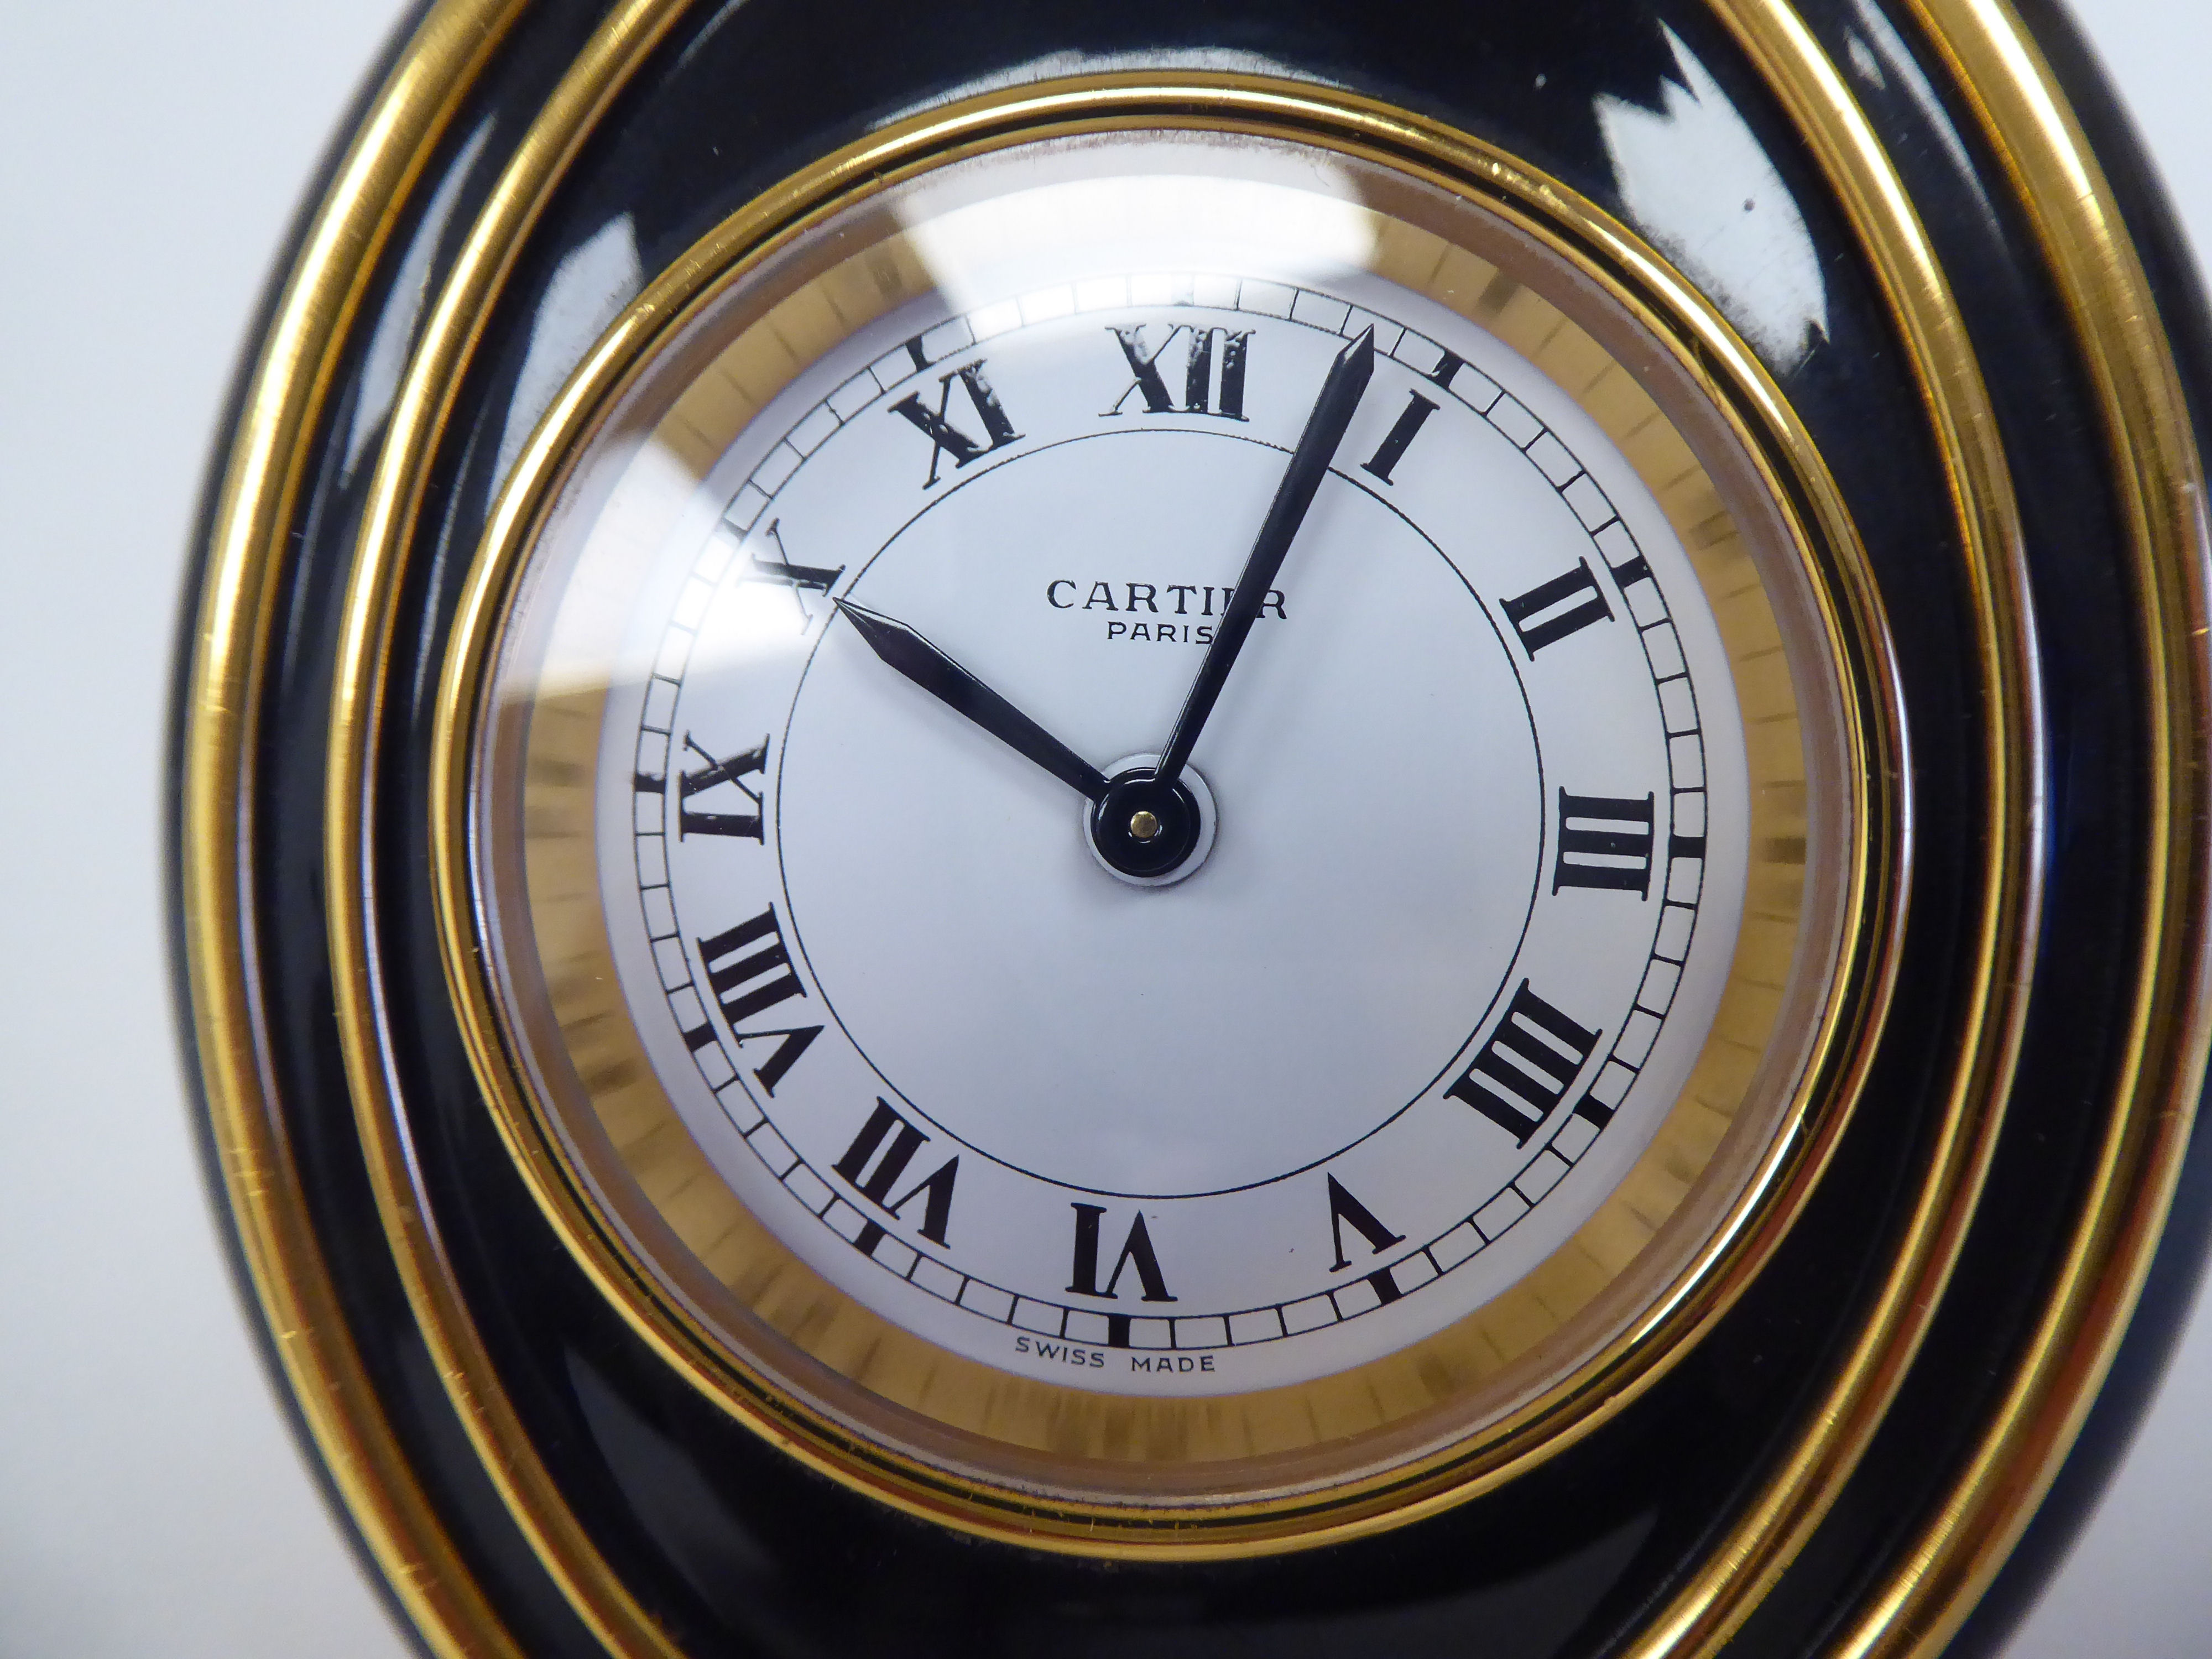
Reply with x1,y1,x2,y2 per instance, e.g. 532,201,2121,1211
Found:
889,358,1022,485
1103,323,1250,420
833,1098,958,1247
1447,981,1603,1145
691,905,820,1094
1066,1204,1176,1302
1553,789,1656,897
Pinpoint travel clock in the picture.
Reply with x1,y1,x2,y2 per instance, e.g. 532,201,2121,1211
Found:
177,0,2212,1654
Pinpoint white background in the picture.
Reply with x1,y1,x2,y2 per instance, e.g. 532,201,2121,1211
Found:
0,3,2201,1654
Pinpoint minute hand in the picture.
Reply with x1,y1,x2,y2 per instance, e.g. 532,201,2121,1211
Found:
1153,328,1375,786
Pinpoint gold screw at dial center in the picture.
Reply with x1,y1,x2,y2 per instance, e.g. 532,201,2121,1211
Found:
1129,809,1161,842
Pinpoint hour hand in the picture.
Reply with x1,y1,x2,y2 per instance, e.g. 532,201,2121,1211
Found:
833,598,1110,802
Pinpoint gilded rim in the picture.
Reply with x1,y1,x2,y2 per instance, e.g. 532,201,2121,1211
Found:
427,77,1905,1554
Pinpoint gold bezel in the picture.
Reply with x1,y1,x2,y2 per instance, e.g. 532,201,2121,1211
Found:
428,80,1903,1555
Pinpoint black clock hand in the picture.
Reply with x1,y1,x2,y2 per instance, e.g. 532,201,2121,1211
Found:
834,597,1112,802
1153,327,1375,786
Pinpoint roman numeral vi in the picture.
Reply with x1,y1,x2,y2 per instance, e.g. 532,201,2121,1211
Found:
1066,1204,1176,1302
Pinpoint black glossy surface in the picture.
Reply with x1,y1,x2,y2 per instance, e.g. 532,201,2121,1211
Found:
184,1,2211,1654
1945,0,2212,1648
1725,4,2153,1647
230,5,630,1653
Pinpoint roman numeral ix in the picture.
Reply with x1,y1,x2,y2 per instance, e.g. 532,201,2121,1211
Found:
663,733,768,841
1446,981,1603,1146
1104,324,1250,420
889,358,1022,486
834,1098,958,1248
1553,789,1656,898
1066,1204,1176,1302
691,905,820,1095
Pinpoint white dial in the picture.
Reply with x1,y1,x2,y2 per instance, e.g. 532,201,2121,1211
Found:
586,258,1749,1396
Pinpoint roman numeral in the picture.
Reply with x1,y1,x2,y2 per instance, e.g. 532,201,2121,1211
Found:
675,734,767,841
1066,1204,1176,1302
834,1098,958,1246
1188,327,1249,419
1553,789,1656,898
1103,324,1249,420
1500,557,1615,656
889,359,1022,485
693,906,820,1094
731,1024,820,1097
696,906,800,1022
735,520,843,626
1361,390,1439,483
1326,1175,1404,1272
1447,981,1603,1146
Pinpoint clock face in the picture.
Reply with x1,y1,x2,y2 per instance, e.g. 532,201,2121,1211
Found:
469,129,1846,1513
591,258,1745,1396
